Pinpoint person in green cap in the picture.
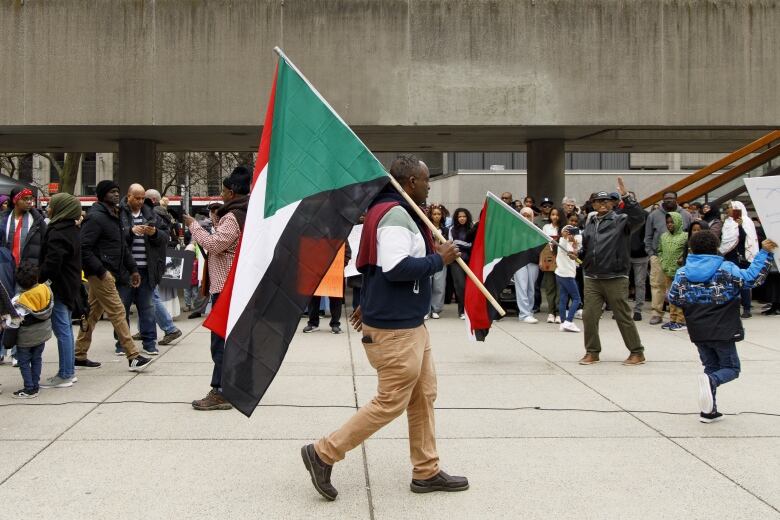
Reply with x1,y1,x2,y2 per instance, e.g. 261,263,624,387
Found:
38,193,83,388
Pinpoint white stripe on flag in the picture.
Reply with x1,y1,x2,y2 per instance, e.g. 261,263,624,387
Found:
226,165,301,337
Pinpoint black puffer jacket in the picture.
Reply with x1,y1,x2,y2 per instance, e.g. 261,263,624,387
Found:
81,202,137,285
39,220,81,310
581,197,647,278
0,208,47,266
119,198,169,288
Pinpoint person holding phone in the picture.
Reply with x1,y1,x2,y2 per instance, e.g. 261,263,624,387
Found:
556,218,583,332
117,183,169,356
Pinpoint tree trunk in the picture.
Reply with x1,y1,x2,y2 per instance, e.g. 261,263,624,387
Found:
59,152,83,194
237,152,254,171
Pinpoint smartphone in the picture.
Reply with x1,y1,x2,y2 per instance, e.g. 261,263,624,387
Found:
732,209,742,220
564,226,580,236
145,219,156,227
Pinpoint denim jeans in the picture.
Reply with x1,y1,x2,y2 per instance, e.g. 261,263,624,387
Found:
183,286,199,309
696,341,741,412
210,293,224,388
117,269,156,351
153,287,177,334
430,266,447,313
51,299,75,379
740,288,752,313
16,343,45,390
513,264,539,319
556,275,581,323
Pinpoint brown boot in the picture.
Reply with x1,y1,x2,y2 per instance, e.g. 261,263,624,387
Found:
578,352,600,365
622,352,646,366
192,389,233,411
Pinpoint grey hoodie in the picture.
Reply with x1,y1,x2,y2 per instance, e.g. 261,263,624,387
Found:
644,206,691,256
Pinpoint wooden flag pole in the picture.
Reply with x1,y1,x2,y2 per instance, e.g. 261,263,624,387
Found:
386,175,506,317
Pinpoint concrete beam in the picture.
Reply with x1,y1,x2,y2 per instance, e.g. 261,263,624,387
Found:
1,1,778,152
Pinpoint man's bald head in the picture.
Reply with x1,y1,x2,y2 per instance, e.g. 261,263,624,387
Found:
128,183,146,212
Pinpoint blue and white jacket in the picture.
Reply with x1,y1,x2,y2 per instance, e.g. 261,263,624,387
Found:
668,249,773,343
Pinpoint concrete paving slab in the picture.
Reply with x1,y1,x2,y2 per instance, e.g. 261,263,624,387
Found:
364,438,780,520
105,374,357,407
0,440,370,520
60,404,356,441
0,403,96,441
676,438,780,510
0,441,48,481
351,374,657,439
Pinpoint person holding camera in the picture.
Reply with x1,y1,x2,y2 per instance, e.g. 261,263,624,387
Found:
556,215,583,333
117,183,170,356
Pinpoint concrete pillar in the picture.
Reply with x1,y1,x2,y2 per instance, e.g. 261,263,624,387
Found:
117,139,156,193
527,139,565,204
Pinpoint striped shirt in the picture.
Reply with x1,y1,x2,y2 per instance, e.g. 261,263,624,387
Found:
131,212,147,268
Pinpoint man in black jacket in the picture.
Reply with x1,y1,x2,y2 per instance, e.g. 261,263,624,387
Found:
579,178,647,366
117,183,169,356
75,180,151,372
0,187,47,366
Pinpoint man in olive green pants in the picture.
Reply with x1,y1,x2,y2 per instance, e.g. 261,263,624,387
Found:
578,179,647,366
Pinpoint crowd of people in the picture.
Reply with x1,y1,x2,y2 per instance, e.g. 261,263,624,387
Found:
0,167,252,408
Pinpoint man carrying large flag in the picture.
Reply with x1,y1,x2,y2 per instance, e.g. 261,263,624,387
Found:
201,51,395,416
301,155,468,501
464,192,550,340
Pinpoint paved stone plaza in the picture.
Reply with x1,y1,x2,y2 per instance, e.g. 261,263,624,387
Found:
1,307,779,519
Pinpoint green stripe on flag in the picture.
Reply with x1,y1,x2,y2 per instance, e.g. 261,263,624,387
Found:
483,195,549,265
266,58,388,218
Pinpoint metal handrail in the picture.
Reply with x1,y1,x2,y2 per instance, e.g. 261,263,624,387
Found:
678,144,780,203
638,130,780,207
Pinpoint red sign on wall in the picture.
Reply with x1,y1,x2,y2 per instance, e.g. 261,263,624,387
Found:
49,183,59,194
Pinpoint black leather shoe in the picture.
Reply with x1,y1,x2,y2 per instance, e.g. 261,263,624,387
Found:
633,312,642,321
301,444,337,501
410,470,469,493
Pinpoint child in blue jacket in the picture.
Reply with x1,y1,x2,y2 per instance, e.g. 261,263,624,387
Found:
668,230,776,423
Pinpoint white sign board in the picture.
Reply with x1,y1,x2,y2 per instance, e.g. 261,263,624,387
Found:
344,224,363,278
744,176,780,270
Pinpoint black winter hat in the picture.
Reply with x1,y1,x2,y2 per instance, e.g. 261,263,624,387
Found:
95,180,120,202
223,165,252,195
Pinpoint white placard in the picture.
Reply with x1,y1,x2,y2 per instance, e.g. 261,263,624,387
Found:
344,224,363,278
744,176,780,270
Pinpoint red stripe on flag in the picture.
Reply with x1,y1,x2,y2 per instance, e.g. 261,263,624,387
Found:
464,200,491,334
203,64,279,338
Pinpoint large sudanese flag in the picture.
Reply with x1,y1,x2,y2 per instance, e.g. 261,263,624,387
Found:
464,192,550,341
204,52,389,417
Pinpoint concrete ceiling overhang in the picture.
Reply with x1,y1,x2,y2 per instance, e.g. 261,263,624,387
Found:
0,126,773,154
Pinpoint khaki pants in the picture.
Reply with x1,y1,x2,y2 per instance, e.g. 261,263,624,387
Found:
649,256,667,318
316,324,439,479
664,275,685,324
76,273,139,361
583,277,644,354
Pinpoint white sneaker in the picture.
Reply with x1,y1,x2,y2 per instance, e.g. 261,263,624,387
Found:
431,312,440,319
522,316,539,324
546,314,555,323
554,316,561,324
562,321,581,333
459,314,466,320
575,309,583,320
424,313,430,320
